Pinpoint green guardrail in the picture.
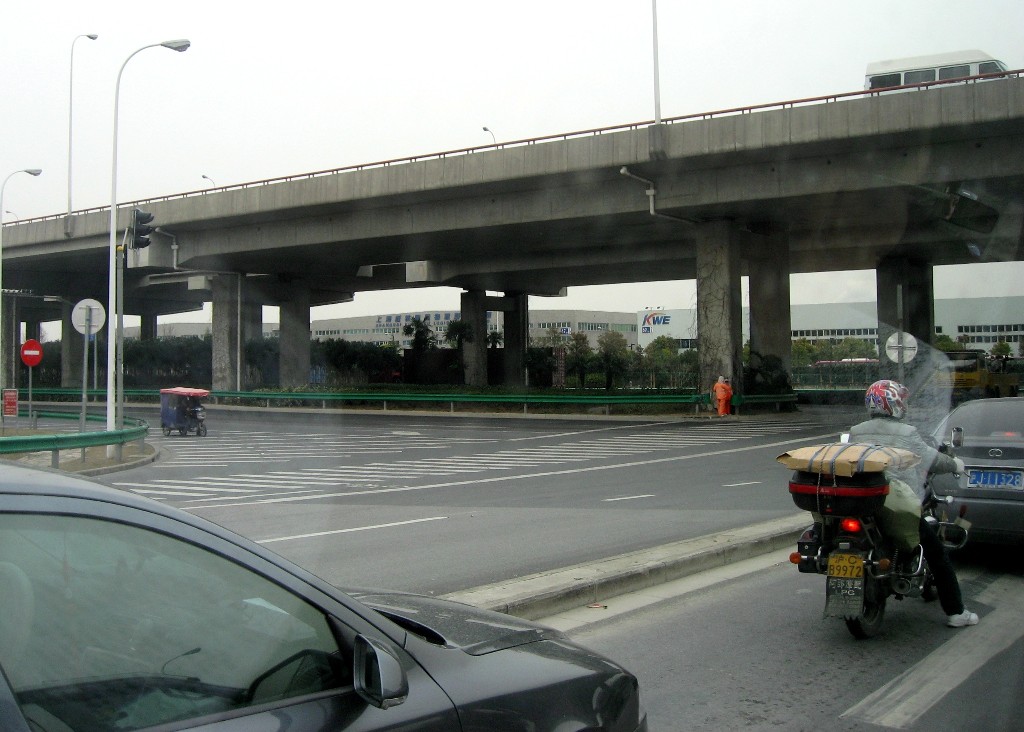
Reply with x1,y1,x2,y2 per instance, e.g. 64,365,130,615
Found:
0,411,149,469
15,387,798,415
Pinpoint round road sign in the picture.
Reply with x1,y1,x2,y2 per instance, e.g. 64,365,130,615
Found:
21,339,43,368
72,298,105,335
885,331,918,364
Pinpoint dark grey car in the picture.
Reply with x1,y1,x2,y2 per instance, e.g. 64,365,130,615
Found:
0,462,646,732
930,397,1024,545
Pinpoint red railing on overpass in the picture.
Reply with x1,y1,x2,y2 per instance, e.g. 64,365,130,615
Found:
9,68,1021,227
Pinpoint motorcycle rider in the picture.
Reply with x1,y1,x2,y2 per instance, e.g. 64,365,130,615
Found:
849,380,979,628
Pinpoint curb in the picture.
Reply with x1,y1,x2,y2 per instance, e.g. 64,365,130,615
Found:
442,513,809,621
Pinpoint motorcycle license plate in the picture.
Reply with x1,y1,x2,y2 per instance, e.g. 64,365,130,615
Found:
827,552,864,578
825,553,866,618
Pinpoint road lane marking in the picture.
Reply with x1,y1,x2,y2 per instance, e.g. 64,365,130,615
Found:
603,495,656,502
257,516,448,544
722,481,761,487
187,431,838,510
840,574,1024,729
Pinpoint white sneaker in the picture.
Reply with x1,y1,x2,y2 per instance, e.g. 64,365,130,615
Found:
947,610,979,627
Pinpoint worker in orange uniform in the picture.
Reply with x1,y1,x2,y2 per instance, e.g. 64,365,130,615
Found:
712,375,733,417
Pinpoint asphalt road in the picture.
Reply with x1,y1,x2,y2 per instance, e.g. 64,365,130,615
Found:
103,404,1022,729
557,545,1024,731
108,405,858,594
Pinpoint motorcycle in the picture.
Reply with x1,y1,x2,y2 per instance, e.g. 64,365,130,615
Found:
786,439,969,639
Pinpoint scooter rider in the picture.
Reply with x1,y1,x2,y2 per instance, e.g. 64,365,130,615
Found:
849,380,979,628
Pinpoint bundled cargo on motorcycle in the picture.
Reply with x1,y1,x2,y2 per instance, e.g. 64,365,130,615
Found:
779,443,922,550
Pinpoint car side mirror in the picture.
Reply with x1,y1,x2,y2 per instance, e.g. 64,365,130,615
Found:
353,635,409,710
950,426,964,449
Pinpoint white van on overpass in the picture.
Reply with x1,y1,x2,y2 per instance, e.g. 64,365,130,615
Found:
865,50,1009,90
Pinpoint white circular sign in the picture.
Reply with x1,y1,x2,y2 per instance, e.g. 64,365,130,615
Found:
885,331,918,363
71,298,106,335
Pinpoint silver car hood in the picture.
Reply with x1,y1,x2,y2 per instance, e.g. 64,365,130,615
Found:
344,588,560,655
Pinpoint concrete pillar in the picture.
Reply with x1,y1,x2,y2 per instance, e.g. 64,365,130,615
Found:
243,299,263,343
212,275,241,391
278,282,311,388
503,293,528,387
876,257,935,391
139,314,158,341
748,233,792,374
460,290,488,387
25,320,42,341
60,301,85,388
696,221,743,396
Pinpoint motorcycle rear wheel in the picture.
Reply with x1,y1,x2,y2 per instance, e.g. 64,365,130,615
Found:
845,597,886,639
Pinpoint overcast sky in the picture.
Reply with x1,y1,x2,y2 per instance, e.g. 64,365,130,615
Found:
2,0,1021,325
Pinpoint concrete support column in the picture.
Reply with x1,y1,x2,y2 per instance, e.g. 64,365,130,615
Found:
278,282,311,388
876,257,935,390
696,221,743,396
60,300,84,388
503,293,528,387
25,320,42,342
243,298,262,343
460,290,488,387
212,275,241,392
138,314,158,341
0,295,15,388
748,233,792,374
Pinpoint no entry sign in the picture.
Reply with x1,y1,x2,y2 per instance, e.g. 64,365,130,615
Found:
21,339,43,368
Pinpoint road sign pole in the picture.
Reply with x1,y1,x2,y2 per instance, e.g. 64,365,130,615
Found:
81,308,91,433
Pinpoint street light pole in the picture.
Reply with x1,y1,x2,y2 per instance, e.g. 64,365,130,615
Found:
66,33,98,238
0,169,42,390
482,126,496,145
106,39,190,449
651,0,662,125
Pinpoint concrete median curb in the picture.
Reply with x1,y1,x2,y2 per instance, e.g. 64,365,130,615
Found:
443,513,810,621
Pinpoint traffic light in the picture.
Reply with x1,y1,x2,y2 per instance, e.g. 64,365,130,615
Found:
130,208,155,249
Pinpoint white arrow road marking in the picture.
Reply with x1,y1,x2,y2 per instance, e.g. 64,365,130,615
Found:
841,574,1024,729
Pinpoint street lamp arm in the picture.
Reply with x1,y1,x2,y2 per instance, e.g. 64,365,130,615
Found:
106,39,190,439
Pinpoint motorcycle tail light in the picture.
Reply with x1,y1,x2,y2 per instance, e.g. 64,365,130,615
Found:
840,517,862,534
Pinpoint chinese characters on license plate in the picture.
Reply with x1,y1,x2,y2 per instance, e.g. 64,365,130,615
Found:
967,469,1024,489
827,552,864,578
825,554,865,618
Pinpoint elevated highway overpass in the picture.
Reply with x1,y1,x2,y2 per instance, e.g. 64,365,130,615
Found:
4,73,1023,391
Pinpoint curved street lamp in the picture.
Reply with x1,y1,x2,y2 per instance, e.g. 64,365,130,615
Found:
201,174,216,187
106,39,190,443
482,126,496,145
66,33,98,237
0,168,43,389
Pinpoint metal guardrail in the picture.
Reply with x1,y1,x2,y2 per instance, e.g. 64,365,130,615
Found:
17,387,797,415
0,411,149,468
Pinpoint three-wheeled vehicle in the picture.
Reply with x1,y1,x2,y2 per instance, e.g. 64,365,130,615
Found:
160,387,209,436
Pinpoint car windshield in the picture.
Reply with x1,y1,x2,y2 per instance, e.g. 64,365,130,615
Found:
0,513,348,731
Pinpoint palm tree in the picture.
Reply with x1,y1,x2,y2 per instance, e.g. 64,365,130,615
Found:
403,317,437,352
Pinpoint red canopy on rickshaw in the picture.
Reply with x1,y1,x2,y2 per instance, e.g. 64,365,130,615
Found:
159,387,210,397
